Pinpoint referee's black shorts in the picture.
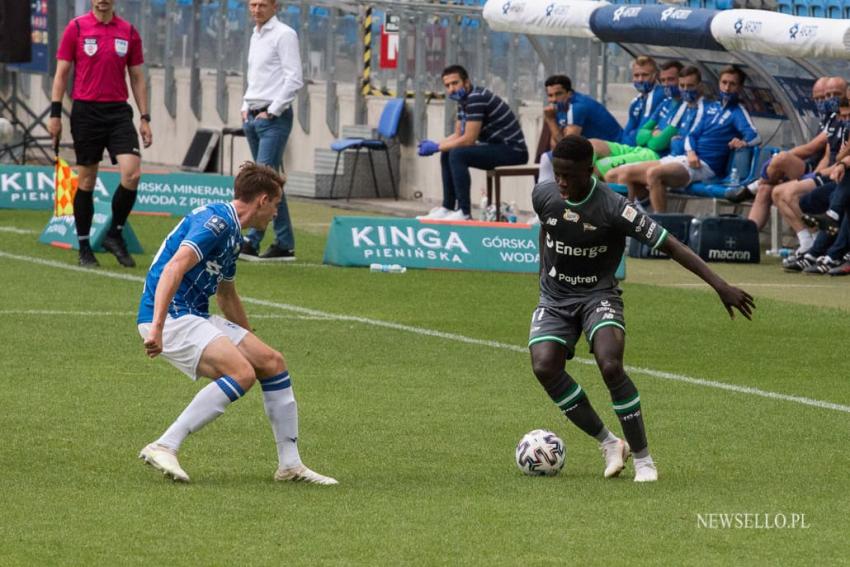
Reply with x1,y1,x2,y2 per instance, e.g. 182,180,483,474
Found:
70,100,140,166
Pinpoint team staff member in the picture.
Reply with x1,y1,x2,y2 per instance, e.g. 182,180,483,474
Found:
239,0,303,261
48,0,152,268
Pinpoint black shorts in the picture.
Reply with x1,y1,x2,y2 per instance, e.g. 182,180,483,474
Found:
799,181,836,214
70,100,140,166
527,291,625,360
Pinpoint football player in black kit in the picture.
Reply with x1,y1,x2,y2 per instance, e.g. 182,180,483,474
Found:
529,135,755,482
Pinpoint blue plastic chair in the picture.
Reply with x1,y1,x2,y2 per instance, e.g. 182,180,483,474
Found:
683,147,757,198
826,0,842,18
777,0,794,12
809,0,827,17
330,98,405,200
792,0,809,15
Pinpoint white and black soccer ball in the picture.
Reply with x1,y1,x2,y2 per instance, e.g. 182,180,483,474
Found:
515,429,566,476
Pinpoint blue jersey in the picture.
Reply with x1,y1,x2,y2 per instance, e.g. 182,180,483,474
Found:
137,202,243,324
621,85,665,145
557,91,623,142
667,98,706,156
649,97,682,130
685,100,760,174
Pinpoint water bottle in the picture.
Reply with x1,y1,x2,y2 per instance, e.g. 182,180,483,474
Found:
728,167,739,187
370,263,407,273
765,248,793,258
480,192,489,221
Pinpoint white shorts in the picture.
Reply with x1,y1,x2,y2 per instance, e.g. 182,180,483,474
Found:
659,155,716,185
138,314,249,380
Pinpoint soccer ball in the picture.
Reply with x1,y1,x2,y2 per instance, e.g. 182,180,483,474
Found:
515,429,566,476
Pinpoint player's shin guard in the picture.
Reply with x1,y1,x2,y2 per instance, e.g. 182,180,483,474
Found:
108,184,137,237
259,371,302,469
546,371,606,438
156,376,244,451
73,190,94,248
608,375,648,455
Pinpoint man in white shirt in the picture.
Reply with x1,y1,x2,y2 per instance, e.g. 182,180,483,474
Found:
240,0,303,261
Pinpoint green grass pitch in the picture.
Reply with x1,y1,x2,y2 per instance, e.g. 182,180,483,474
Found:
0,203,847,566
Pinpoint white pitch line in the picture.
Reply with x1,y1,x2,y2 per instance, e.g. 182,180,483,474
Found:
0,309,331,321
671,282,841,289
1,249,848,415
0,226,39,234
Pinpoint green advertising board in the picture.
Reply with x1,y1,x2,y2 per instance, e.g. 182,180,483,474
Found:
324,216,627,277
38,200,143,253
324,216,541,273
0,164,234,216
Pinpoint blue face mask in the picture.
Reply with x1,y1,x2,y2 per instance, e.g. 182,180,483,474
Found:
815,99,827,117
682,89,700,103
448,87,468,102
823,96,840,115
633,81,655,94
719,91,738,106
663,85,681,99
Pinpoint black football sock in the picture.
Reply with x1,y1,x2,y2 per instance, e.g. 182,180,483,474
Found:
608,374,648,456
543,371,606,438
73,190,95,249
108,184,137,238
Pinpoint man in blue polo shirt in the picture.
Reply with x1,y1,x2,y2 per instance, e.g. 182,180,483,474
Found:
644,66,760,213
537,74,622,184
417,64,528,221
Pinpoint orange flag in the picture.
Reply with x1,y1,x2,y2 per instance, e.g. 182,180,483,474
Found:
54,156,78,217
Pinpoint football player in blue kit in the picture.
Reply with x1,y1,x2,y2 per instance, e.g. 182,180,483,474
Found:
136,162,337,485
529,136,755,482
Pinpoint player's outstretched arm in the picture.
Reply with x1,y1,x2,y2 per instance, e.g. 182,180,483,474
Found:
660,235,755,320
145,247,199,357
215,280,252,331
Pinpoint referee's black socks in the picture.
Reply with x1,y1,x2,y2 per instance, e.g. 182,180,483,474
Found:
73,189,95,249
108,184,137,238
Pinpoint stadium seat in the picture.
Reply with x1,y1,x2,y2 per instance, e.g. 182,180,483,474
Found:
792,0,809,15
809,0,826,17
826,0,842,18
677,146,778,199
777,0,794,12
329,98,404,200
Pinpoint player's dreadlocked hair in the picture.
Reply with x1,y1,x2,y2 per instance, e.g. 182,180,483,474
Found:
552,135,594,164
233,162,285,202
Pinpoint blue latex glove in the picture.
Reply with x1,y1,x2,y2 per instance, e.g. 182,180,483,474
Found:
418,139,440,157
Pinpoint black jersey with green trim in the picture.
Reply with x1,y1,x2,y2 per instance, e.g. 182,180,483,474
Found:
532,178,669,301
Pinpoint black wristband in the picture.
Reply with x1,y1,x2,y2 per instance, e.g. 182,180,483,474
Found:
140,113,151,122
50,102,62,118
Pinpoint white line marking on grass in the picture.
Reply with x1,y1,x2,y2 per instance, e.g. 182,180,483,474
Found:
2,249,849,415
672,282,838,289
0,226,39,234
0,308,330,320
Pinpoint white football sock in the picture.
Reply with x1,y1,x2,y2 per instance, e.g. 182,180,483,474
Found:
156,376,244,451
259,371,302,469
796,229,814,252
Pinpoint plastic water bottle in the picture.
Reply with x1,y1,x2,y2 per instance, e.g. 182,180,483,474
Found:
370,263,407,273
480,192,489,221
728,167,739,187
765,248,793,258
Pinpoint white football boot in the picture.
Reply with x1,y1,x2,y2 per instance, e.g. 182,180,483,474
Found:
139,443,190,483
274,464,338,485
600,438,631,478
634,456,658,483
